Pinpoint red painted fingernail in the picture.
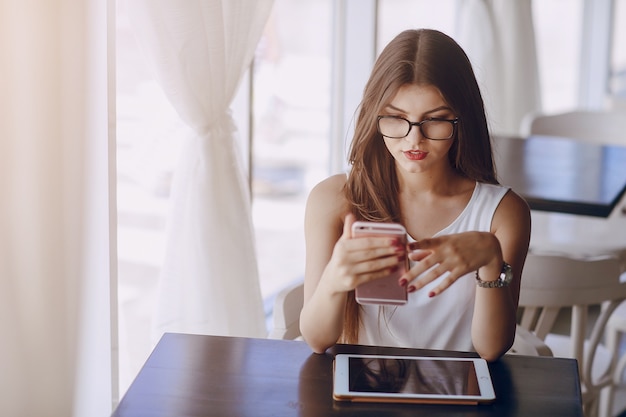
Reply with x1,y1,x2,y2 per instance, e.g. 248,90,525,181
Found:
399,278,407,287
428,291,436,298
407,285,416,293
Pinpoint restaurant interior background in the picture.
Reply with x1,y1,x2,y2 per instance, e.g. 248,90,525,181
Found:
116,0,626,403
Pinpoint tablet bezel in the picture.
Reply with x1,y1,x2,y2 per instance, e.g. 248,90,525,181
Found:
333,354,496,405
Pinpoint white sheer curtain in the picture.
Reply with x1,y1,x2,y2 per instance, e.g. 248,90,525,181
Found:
127,0,273,340
457,0,541,135
0,1,115,416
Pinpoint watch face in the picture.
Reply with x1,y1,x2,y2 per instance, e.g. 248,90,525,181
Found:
475,263,513,288
501,263,513,284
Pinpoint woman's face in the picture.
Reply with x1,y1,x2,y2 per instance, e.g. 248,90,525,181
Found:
379,84,456,176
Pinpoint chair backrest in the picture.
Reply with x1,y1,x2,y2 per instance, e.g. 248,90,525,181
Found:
268,281,304,340
520,252,625,309
520,110,626,146
519,252,625,341
518,252,626,396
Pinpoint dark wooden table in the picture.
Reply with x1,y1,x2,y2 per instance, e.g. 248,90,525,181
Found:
493,135,626,217
111,333,583,417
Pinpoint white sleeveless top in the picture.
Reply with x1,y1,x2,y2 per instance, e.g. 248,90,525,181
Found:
357,182,510,352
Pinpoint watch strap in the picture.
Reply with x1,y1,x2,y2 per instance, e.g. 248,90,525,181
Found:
475,262,512,288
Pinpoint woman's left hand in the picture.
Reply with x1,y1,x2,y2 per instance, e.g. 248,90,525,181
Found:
401,231,503,297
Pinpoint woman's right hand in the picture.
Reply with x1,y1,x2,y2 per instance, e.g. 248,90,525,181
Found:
318,214,406,295
300,176,405,353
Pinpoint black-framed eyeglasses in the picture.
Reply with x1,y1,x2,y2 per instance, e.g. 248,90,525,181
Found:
377,116,459,140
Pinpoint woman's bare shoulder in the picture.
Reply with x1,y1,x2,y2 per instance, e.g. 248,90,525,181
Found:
492,188,531,234
500,189,530,216
306,174,349,218
311,174,347,198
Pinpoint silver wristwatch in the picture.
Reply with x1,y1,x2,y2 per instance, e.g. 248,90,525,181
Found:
475,262,513,288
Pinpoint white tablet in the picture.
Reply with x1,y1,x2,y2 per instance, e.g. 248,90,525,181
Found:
333,354,496,405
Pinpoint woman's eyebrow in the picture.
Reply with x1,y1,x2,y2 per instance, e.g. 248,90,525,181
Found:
424,105,453,115
384,104,452,115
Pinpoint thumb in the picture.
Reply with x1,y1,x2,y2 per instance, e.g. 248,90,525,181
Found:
343,213,356,239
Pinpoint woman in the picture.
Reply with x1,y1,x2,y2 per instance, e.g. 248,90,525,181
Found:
299,29,530,362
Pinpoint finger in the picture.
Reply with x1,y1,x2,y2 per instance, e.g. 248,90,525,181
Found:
408,249,430,262
349,249,404,273
343,213,356,239
352,248,405,267
351,236,405,257
407,237,441,251
406,263,448,291
340,257,402,291
427,271,461,297
356,266,404,287
401,252,438,282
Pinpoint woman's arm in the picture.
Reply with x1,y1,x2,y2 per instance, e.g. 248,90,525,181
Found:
299,175,405,353
403,190,531,361
471,190,531,361
299,176,348,353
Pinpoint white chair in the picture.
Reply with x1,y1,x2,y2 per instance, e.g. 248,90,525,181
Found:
600,297,626,417
520,108,626,417
269,281,552,357
518,252,626,417
268,281,304,340
520,109,626,146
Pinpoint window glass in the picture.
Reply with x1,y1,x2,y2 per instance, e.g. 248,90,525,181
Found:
377,0,456,51
380,0,586,114
249,0,332,299
532,0,583,112
116,0,184,395
610,0,626,101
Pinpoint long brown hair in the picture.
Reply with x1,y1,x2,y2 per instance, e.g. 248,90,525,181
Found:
340,29,499,344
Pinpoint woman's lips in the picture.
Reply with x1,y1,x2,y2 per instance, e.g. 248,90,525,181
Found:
404,150,427,161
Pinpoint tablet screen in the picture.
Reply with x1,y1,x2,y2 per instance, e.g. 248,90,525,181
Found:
348,356,480,396
333,354,495,404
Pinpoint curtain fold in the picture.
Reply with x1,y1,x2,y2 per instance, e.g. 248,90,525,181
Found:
0,1,114,416
127,0,274,339
457,0,541,135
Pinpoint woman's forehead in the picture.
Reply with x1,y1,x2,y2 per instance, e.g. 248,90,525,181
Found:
384,84,450,115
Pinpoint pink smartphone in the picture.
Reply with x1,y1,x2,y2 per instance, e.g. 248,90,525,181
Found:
351,221,408,306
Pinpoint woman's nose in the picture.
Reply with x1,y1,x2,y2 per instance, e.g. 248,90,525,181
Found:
404,124,425,144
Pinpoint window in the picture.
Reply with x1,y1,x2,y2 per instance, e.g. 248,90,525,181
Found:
116,0,614,398
250,0,458,311
249,0,332,302
116,0,335,394
610,0,626,101
377,0,456,50
116,0,182,394
532,0,584,112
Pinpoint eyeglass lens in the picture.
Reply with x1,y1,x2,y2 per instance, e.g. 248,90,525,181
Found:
378,117,455,140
